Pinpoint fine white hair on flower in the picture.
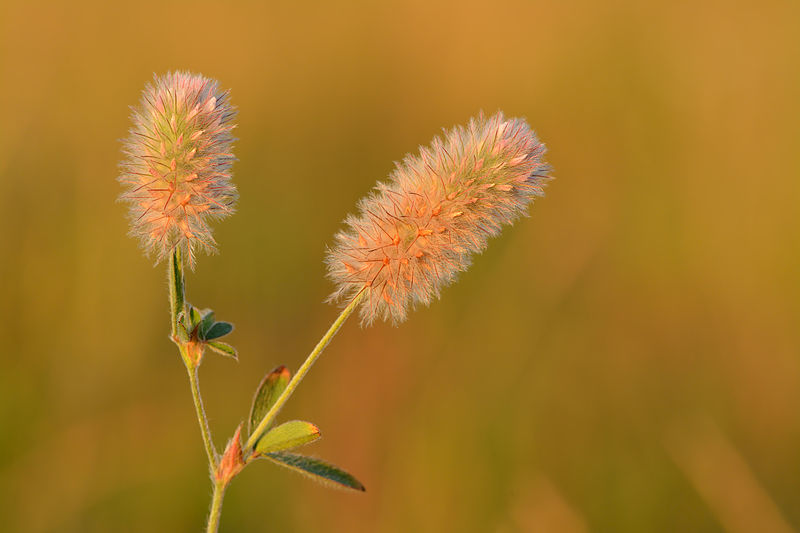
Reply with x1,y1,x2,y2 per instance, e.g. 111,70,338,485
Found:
326,111,552,325
118,71,237,268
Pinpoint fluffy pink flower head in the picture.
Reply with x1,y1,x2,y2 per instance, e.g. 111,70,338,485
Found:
326,112,551,325
119,71,237,267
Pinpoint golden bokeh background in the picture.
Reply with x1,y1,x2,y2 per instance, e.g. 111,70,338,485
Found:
1,1,799,531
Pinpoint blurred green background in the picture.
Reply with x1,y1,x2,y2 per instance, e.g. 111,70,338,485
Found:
1,1,800,531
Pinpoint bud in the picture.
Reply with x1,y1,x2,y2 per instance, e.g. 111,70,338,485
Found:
326,112,551,325
118,71,237,267
216,424,244,485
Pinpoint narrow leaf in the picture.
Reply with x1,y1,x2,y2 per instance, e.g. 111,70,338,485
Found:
249,366,290,438
187,305,200,326
255,420,320,454
207,341,238,360
202,321,233,341
265,452,365,492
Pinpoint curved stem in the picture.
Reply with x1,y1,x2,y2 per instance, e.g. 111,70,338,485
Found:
206,481,226,533
167,248,226,528
186,360,219,471
245,290,366,451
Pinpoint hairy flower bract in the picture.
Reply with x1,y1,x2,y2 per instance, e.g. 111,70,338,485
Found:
326,112,552,325
119,71,237,267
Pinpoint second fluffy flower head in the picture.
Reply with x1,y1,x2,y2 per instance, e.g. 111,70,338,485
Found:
326,112,551,325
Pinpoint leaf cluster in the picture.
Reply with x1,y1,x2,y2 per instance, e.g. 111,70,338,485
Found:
177,304,237,361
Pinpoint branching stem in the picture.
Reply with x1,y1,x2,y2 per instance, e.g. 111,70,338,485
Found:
168,247,366,531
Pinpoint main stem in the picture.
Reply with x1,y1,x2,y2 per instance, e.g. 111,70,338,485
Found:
244,290,366,452
206,482,226,533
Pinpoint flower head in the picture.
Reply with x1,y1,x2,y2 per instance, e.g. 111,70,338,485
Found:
326,112,551,325
118,71,237,267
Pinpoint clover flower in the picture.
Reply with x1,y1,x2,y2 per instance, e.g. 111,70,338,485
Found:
119,71,237,267
326,112,552,325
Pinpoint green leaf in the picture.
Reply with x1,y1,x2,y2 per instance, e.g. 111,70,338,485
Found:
207,341,238,360
249,366,290,438
202,321,233,341
255,420,320,454
198,309,216,338
264,452,365,492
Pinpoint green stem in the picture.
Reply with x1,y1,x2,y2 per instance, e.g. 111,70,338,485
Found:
168,248,218,470
168,248,185,340
206,481,226,533
186,359,219,471
244,291,366,452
